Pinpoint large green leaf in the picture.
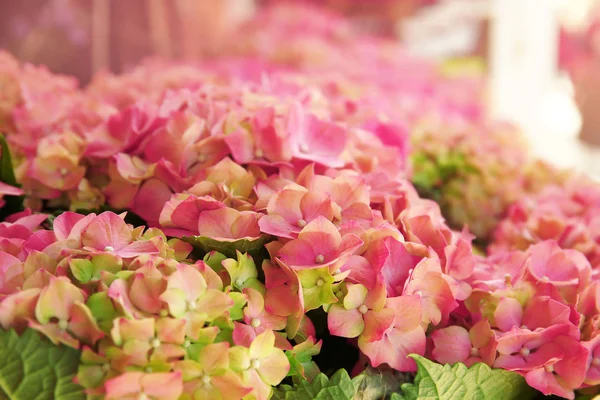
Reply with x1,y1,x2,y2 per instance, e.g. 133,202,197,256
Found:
0,329,85,400
0,134,24,218
273,369,355,400
397,355,536,400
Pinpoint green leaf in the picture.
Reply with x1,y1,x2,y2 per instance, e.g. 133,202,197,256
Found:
0,134,24,219
0,328,85,400
397,355,536,400
183,234,272,259
351,366,412,400
273,369,355,400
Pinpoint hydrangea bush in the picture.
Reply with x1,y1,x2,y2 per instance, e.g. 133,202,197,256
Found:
0,3,600,400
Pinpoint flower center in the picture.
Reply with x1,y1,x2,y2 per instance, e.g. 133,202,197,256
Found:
358,304,369,314
297,219,307,228
519,347,530,357
236,278,245,287
315,254,325,264
198,153,206,163
251,359,261,369
159,309,169,317
184,340,191,348
58,319,69,331
202,375,211,387
251,318,261,328
300,143,310,153
60,168,69,176
545,364,554,373
138,393,149,400
187,300,197,311
542,275,550,283
316,279,325,287
593,357,600,367
104,245,115,253
254,149,264,158
102,363,111,372
470,347,479,357
151,338,161,348
335,290,344,298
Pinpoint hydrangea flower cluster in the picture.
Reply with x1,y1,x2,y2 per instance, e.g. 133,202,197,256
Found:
491,176,600,269
1,2,600,400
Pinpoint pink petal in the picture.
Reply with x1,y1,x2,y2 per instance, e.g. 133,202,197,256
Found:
328,306,364,338
117,241,159,258
359,326,426,372
50,211,86,241
494,297,523,332
431,326,471,364
81,212,131,251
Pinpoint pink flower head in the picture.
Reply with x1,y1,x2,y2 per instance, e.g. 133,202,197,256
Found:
523,335,588,400
159,194,225,236
277,216,362,272
104,371,183,400
286,102,347,168
86,102,166,158
526,241,590,288
81,212,159,258
370,236,426,297
263,260,304,324
431,319,497,367
328,281,393,341
233,288,289,349
358,295,426,372
403,257,459,326
494,324,579,372
224,107,292,164
258,187,335,239
197,207,262,241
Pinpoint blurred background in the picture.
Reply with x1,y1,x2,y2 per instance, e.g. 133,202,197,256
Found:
0,0,599,178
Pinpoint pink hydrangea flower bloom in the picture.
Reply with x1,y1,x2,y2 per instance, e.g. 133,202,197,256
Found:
277,216,362,272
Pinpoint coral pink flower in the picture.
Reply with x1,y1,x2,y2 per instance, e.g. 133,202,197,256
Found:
370,236,426,297
225,107,292,164
494,324,579,371
403,257,458,326
81,212,159,258
328,281,393,341
358,295,426,372
258,187,335,239
431,319,497,366
86,102,166,158
197,208,262,241
263,260,304,320
286,103,347,168
159,194,225,236
104,371,183,400
277,216,362,271
522,335,588,400
233,288,289,349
